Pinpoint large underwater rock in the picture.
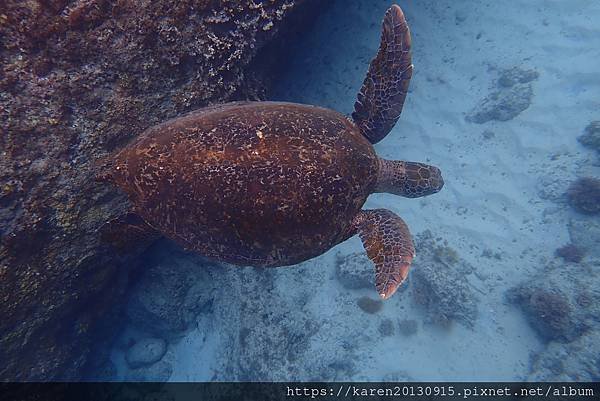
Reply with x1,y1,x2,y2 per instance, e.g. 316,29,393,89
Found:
528,330,600,381
0,0,314,380
466,66,538,124
410,231,479,328
126,247,216,340
507,260,600,344
513,258,600,380
578,121,600,154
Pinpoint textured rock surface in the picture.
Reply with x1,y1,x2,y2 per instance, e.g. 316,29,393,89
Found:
567,177,600,215
528,331,600,381
410,231,478,327
125,338,167,369
0,0,312,380
568,215,600,258
578,121,600,153
127,246,216,340
466,66,538,124
335,252,373,289
507,262,600,343
203,258,382,381
509,260,600,380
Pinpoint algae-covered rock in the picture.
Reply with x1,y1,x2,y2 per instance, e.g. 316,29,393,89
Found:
528,331,600,381
578,121,600,153
126,248,216,340
507,264,600,343
566,177,600,215
410,231,478,328
466,66,538,124
0,0,313,380
467,84,533,123
507,287,576,342
568,215,600,258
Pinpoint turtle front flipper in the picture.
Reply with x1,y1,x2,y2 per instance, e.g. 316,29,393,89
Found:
352,209,415,300
352,4,413,144
99,212,160,253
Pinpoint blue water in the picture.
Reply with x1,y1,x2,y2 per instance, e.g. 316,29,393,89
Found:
94,0,600,382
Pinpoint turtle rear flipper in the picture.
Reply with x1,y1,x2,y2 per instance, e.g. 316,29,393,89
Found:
99,212,160,252
352,4,413,144
352,209,415,299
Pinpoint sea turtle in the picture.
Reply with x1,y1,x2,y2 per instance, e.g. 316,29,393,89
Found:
104,5,443,299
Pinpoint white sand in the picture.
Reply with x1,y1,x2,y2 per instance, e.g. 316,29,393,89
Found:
113,0,600,381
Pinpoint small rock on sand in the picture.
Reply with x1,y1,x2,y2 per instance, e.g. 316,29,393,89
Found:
125,337,168,369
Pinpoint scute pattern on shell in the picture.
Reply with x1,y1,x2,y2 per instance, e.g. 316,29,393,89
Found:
111,102,379,267
354,209,415,299
352,4,413,144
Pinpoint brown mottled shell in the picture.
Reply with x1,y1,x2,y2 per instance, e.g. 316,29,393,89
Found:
111,101,379,266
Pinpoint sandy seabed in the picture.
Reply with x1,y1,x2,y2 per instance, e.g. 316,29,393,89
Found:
106,0,600,381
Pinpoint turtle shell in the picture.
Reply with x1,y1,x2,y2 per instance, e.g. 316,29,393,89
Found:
110,101,379,266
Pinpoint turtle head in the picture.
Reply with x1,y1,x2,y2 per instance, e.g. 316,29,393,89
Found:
375,159,444,198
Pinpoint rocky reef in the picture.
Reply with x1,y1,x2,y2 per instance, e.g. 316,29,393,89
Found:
566,177,600,215
555,243,586,264
466,66,538,124
103,239,423,381
568,215,600,259
0,0,314,380
336,231,479,329
508,256,600,379
126,252,216,341
529,330,600,381
410,231,479,328
578,121,600,154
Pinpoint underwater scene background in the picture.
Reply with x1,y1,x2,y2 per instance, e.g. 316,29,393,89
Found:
2,0,600,382
102,0,600,381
